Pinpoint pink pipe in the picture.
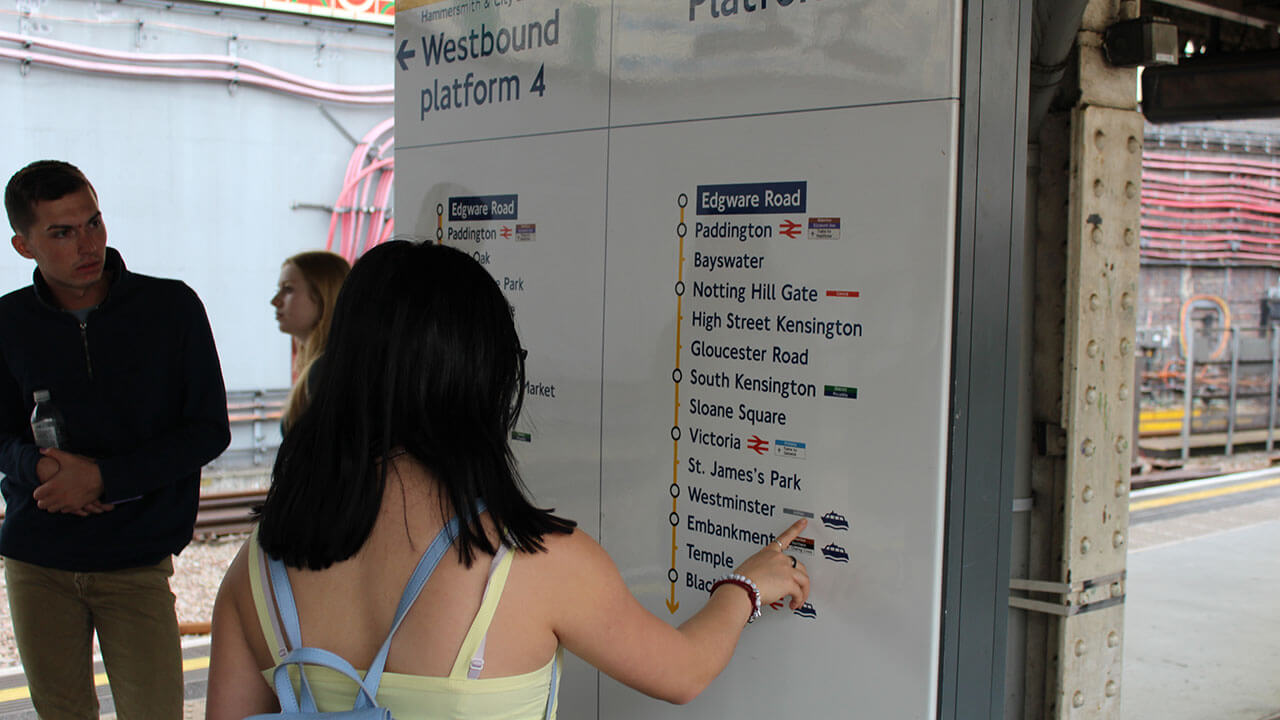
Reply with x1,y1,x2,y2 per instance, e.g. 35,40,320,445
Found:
353,171,375,254
1141,194,1280,215
1142,241,1231,252
1145,151,1280,172
1145,169,1280,185
1143,159,1280,180
1141,152,1280,267
1142,183,1280,204
1143,249,1280,263
1144,231,1280,245
1144,187,1280,204
368,174,392,250
0,34,399,258
1144,175,1280,197
1143,220,1280,234
351,141,392,254
338,149,367,257
367,135,394,250
338,150,367,257
1143,207,1280,223
332,158,394,259
338,121,392,256
0,31,391,95
329,119,393,259
366,168,394,252
376,190,397,246
337,159,395,202
1142,241,1280,255
0,47,392,105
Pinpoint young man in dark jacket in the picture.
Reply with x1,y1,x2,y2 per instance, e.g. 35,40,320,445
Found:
0,160,231,718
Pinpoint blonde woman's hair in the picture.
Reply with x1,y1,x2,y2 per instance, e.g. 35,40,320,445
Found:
282,251,350,430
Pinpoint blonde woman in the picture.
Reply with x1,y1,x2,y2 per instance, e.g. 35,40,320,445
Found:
271,251,349,431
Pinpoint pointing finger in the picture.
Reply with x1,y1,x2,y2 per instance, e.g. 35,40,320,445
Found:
774,518,808,548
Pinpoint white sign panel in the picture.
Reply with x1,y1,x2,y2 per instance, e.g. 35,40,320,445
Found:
395,1,960,717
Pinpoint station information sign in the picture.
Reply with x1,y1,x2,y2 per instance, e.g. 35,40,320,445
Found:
395,1,961,717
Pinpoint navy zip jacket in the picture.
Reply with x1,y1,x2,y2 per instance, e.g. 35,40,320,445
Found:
0,248,230,571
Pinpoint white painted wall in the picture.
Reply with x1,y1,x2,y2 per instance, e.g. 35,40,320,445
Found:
1,0,392,392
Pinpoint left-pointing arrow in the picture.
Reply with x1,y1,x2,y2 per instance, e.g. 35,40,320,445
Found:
396,38,416,71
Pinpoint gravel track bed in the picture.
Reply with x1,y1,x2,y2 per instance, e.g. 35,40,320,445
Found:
0,534,248,669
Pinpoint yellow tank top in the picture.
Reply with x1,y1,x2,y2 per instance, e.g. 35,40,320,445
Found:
248,528,561,719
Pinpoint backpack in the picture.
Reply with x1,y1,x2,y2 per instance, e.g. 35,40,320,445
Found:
247,513,502,719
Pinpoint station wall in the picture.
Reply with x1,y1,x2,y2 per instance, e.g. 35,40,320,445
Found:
0,0,392,392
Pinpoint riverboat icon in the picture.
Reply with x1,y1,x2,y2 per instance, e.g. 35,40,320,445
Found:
793,602,817,619
821,543,850,563
821,511,849,531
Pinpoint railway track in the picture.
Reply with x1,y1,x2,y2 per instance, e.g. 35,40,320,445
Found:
0,490,264,538
193,490,264,538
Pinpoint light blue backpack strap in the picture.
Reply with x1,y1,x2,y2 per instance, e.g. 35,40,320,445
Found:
359,501,487,705
266,554,321,711
272,647,382,712
266,549,375,711
267,553,302,650
264,501,487,713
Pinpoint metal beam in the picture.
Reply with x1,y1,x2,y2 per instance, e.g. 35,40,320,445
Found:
938,0,1032,717
1154,0,1280,30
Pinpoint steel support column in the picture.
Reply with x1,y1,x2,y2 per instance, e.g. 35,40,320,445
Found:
1025,1,1142,717
1053,102,1142,719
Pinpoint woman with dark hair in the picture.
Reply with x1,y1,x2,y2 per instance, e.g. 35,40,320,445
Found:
207,241,809,719
270,250,350,430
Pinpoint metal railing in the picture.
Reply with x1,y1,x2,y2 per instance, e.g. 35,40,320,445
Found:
205,388,288,474
1138,325,1280,460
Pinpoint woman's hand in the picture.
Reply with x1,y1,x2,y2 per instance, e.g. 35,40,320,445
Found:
736,519,811,610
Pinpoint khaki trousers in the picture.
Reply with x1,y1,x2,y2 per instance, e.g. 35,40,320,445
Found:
4,556,183,720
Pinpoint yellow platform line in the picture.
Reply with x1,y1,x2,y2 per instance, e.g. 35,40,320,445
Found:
1140,408,1201,420
1130,476,1280,512
0,656,209,704
1140,420,1185,433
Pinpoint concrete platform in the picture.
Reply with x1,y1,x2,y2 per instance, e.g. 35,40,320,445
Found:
1124,475,1280,720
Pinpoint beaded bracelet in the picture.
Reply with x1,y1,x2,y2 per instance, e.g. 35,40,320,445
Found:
709,573,762,624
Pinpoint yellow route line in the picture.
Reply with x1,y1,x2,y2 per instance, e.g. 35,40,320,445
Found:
1130,476,1280,511
673,310,681,429
668,201,687,610
670,525,678,569
0,656,210,704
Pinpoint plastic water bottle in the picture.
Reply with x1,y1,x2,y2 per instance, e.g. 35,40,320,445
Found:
30,390,68,450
